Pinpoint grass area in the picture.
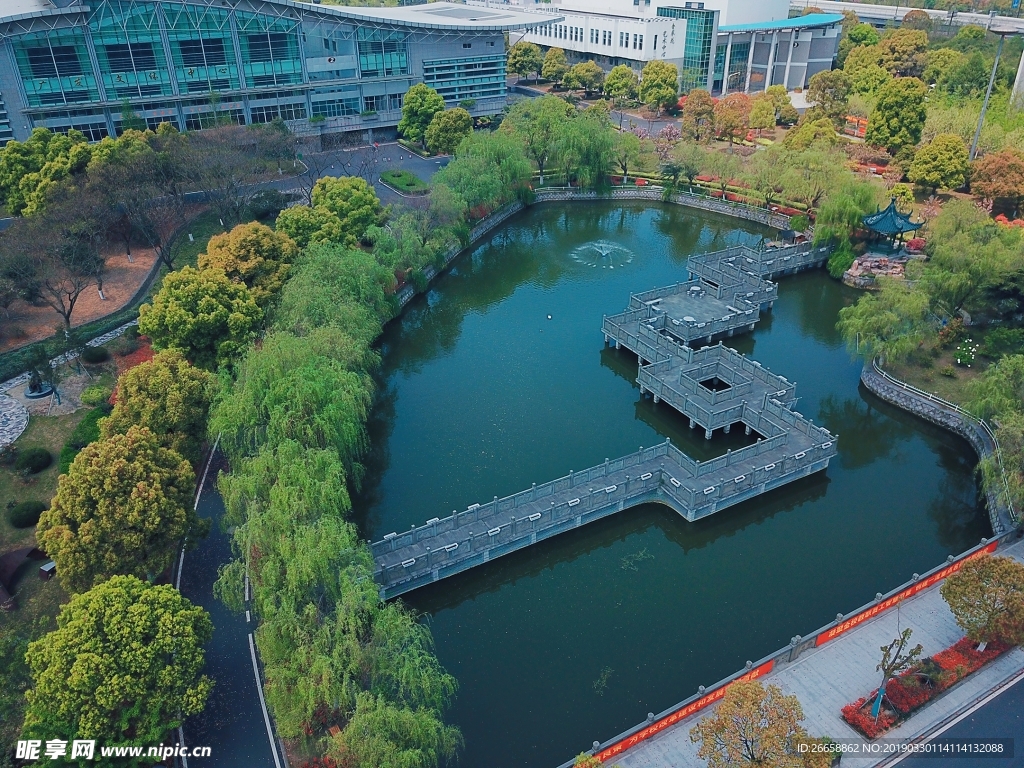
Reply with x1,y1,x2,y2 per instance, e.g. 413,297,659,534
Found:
169,209,231,271
380,169,430,194
1,411,88,551
886,344,991,408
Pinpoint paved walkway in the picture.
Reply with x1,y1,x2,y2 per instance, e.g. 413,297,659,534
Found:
611,538,1024,768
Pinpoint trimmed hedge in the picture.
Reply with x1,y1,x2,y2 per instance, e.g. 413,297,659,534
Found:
14,447,52,475
7,500,47,528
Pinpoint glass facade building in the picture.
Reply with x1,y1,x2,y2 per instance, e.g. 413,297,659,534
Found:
0,0,537,145
656,7,718,93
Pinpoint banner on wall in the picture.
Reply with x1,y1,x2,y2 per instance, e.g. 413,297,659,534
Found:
593,659,775,762
814,541,999,647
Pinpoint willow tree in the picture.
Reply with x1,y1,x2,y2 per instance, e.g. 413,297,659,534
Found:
836,277,931,364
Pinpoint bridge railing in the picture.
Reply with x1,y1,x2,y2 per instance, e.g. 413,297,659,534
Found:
638,368,748,430
371,442,676,559
636,323,692,362
629,281,701,307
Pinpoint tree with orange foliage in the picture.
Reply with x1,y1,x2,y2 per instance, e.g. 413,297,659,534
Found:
714,93,752,149
690,680,830,768
972,149,1024,217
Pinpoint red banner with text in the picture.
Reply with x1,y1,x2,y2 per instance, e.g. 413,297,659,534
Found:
814,541,999,647
593,659,775,763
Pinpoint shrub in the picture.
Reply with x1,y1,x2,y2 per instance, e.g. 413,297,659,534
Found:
58,408,106,474
79,385,112,407
7,500,47,528
109,335,141,357
80,346,110,364
0,444,15,466
980,328,1024,359
15,447,52,475
827,240,856,278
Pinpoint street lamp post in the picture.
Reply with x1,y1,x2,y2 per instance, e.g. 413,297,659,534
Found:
970,29,1016,161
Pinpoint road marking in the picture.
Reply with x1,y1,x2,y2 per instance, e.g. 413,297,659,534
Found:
879,666,1024,767
249,633,283,768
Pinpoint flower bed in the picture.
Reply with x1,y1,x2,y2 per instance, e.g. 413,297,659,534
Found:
842,638,1013,738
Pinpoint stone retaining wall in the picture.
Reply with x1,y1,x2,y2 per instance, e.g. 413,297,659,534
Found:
860,363,1015,536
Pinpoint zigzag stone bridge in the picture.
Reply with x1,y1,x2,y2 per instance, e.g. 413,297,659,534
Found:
372,243,838,600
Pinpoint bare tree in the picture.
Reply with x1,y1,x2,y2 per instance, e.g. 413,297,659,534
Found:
0,188,108,329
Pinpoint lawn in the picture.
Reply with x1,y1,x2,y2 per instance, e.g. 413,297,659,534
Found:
1,411,89,552
886,340,992,409
380,169,430,194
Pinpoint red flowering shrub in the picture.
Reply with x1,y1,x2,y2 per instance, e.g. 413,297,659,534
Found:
843,638,1012,732
635,178,649,186
610,175,623,185
906,237,926,253
842,697,898,739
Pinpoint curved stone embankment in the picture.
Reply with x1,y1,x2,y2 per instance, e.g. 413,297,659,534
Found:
861,362,1017,536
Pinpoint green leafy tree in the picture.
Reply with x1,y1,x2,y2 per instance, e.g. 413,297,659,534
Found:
965,354,1024,420
138,265,262,370
0,127,93,216
425,108,474,156
501,95,572,185
940,52,990,98
908,133,969,192
638,60,679,116
210,328,376,481
37,426,198,592
749,96,776,136
101,350,217,465
604,64,639,104
836,277,931,363
837,22,880,68
844,45,888,94
272,253,386,344
556,108,616,188
702,151,741,197
866,77,927,154
507,41,542,82
328,693,462,768
689,680,811,768
22,576,212,764
274,204,345,248
613,131,642,182
542,47,570,84
565,60,606,96
197,221,297,306
398,83,446,147
941,555,1024,646
673,142,707,190
876,28,928,77
923,48,964,85
681,88,716,143
806,69,851,126
782,118,838,150
745,147,789,208
310,175,382,246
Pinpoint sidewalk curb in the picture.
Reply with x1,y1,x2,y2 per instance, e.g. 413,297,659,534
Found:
871,664,1024,767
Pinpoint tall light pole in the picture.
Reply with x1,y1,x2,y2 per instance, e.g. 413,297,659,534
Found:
970,28,1016,161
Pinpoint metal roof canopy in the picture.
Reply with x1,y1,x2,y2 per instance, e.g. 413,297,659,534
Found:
718,12,843,33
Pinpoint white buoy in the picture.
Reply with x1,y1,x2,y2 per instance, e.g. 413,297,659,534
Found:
547,315,552,320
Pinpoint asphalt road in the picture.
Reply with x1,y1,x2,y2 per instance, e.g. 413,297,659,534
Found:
893,674,1024,768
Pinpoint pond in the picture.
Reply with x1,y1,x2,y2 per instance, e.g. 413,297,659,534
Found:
352,201,989,768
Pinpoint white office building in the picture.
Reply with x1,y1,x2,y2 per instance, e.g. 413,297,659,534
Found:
510,0,842,94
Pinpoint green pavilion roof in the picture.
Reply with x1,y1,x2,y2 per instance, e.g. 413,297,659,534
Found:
862,199,924,236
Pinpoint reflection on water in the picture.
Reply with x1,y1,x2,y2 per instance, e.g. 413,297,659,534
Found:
352,202,988,768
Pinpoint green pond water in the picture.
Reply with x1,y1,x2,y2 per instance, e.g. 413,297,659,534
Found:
352,202,989,768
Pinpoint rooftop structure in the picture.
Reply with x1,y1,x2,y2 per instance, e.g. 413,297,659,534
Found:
508,0,841,93
0,0,559,146
863,199,924,239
